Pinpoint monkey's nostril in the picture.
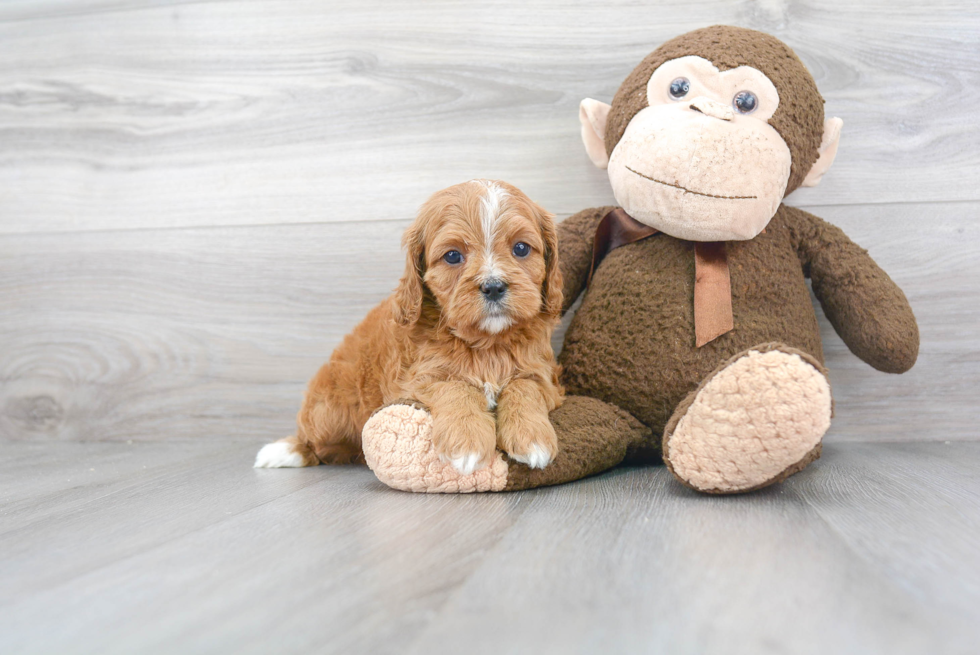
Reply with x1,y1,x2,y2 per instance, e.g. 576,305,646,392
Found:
480,279,508,302
689,98,733,121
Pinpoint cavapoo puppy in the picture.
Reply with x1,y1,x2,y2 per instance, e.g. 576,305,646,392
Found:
255,180,564,474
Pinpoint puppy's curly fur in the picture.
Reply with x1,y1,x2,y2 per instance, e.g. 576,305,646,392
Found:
256,180,564,474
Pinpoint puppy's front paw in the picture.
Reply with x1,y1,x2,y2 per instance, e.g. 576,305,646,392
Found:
498,415,558,470
450,452,484,476
431,413,497,475
509,443,554,469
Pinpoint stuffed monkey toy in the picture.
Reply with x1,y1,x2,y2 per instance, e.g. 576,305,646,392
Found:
361,25,919,494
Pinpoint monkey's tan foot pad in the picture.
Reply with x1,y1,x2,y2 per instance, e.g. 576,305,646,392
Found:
663,347,831,494
362,403,508,493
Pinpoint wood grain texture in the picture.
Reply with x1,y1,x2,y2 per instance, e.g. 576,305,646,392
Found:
0,0,978,234
1,201,976,444
0,440,977,654
0,219,406,443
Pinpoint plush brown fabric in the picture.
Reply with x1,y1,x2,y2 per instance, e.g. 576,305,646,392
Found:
559,205,616,314
503,395,652,491
604,25,824,195
546,199,916,437
784,207,919,373
558,203,823,438
589,209,734,346
589,208,658,283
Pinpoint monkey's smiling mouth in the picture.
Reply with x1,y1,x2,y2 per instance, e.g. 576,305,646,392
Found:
625,165,757,200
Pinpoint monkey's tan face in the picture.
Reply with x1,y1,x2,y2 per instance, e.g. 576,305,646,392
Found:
421,181,551,341
607,56,792,241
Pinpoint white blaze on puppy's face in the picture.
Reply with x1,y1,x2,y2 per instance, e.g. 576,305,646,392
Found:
475,181,513,333
477,179,508,282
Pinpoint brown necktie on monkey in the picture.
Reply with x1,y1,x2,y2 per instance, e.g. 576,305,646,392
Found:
589,208,733,347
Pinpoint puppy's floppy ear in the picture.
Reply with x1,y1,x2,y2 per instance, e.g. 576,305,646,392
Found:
393,216,426,326
535,202,563,319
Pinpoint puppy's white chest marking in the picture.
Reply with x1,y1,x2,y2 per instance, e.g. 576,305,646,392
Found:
483,381,499,410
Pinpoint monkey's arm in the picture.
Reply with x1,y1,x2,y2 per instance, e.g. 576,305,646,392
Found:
784,205,919,373
557,206,615,314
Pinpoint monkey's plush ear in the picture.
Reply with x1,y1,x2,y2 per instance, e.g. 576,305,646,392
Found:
801,117,843,188
579,98,612,169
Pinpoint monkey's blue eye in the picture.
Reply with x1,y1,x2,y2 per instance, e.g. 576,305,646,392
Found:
443,250,463,265
669,78,690,99
734,91,758,114
512,242,530,258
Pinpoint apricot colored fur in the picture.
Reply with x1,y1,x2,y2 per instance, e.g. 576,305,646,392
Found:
281,180,564,470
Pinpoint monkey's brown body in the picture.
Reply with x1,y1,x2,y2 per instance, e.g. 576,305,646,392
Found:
559,204,822,445
555,202,917,453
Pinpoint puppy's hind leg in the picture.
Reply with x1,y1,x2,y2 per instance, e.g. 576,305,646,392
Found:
254,435,319,468
296,384,367,465
255,358,367,467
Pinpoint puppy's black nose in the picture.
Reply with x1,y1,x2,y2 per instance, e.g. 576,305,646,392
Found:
480,279,508,302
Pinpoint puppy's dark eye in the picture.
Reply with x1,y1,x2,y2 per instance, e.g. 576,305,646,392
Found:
443,250,463,265
734,91,758,114
669,77,690,99
512,242,530,258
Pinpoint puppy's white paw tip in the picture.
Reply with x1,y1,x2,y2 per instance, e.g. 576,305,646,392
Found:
254,442,304,468
451,452,483,475
511,443,554,469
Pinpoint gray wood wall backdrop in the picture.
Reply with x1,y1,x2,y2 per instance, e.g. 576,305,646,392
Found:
1,0,978,445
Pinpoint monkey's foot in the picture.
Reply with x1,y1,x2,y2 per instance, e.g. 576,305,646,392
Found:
662,344,832,494
362,403,508,493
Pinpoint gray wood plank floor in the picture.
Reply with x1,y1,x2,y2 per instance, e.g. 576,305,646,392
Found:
1,440,978,654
